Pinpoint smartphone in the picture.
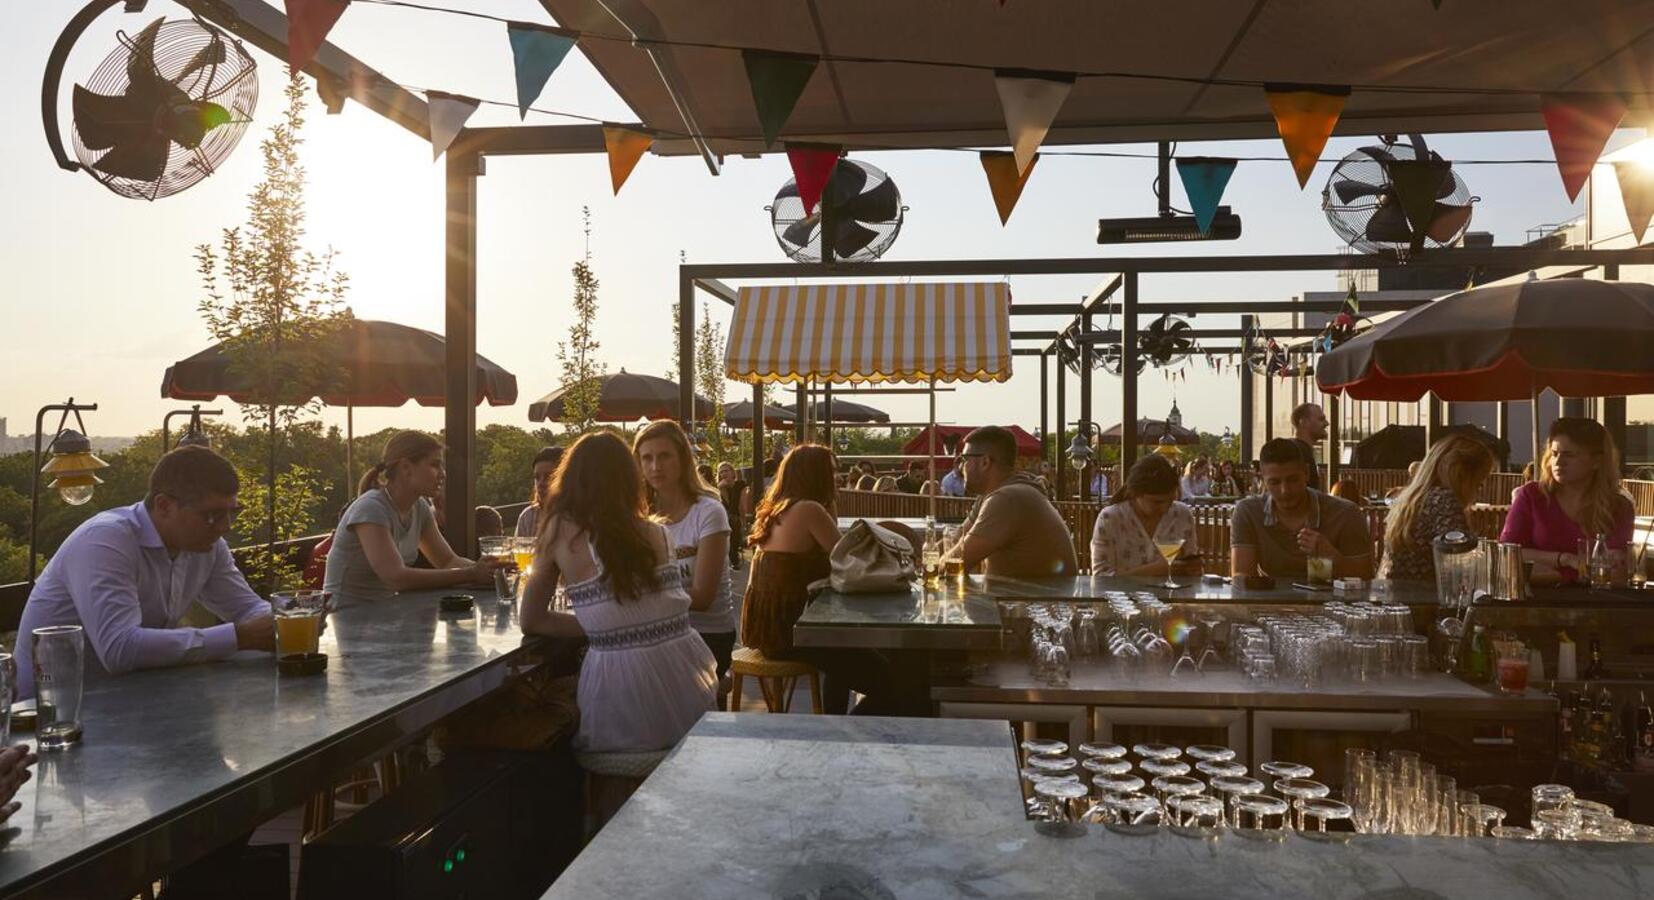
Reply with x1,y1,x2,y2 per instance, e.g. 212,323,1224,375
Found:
1291,582,1332,593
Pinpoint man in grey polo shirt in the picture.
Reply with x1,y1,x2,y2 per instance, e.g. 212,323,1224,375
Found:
1231,438,1373,580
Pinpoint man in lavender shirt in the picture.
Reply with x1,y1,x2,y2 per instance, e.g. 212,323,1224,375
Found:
16,446,275,698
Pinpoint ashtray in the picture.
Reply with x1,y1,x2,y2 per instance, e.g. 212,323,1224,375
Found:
1243,575,1277,590
9,708,36,733
440,594,475,613
278,653,328,676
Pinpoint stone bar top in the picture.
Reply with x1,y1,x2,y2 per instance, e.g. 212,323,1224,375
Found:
544,713,1653,900
0,589,540,899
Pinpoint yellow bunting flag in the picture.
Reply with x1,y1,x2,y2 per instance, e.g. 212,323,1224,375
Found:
1265,84,1349,188
602,125,653,195
981,150,1037,225
1614,161,1654,245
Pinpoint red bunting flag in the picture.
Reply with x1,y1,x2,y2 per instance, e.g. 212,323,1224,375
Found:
1541,92,1626,202
785,144,841,215
1614,161,1654,245
284,0,349,74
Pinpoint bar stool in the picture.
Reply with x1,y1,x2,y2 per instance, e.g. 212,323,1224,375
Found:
728,647,822,713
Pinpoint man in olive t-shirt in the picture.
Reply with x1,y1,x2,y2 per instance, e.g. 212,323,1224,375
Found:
946,426,1078,577
1231,438,1372,579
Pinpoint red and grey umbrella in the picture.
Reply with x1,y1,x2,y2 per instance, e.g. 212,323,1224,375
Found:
1097,418,1201,446
528,369,713,423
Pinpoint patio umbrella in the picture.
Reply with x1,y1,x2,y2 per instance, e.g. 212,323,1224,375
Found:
1317,277,1654,461
162,319,518,488
1352,424,1511,469
1097,418,1201,446
527,369,713,423
785,399,890,423
722,400,796,428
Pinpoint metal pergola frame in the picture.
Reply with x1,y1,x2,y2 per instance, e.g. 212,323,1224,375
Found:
178,0,1654,551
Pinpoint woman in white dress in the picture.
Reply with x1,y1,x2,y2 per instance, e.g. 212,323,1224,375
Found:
521,431,716,820
1090,455,1204,577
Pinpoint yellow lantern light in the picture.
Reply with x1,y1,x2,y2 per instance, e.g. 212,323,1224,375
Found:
41,430,109,506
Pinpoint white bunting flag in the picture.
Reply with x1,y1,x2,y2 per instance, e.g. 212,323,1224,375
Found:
426,91,481,160
995,70,1074,176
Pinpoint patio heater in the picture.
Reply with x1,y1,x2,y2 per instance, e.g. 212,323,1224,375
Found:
30,399,105,582
1097,142,1242,243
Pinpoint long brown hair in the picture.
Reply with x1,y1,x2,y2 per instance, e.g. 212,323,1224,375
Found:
748,444,837,547
632,420,717,513
1107,455,1179,507
1385,435,1494,556
1540,417,1628,537
359,431,444,495
545,431,660,601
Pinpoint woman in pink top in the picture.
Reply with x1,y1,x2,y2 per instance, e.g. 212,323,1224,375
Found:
1499,418,1634,584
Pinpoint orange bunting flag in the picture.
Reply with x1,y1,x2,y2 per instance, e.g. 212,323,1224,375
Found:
981,150,1037,225
785,144,842,215
603,125,653,195
284,0,349,75
1265,84,1349,188
1542,92,1626,202
1613,161,1654,245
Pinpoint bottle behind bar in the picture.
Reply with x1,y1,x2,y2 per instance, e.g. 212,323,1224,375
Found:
1464,625,1491,683
921,520,942,586
1583,635,1605,680
1588,534,1612,589
1557,686,1574,761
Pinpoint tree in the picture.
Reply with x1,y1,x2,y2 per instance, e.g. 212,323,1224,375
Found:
694,301,728,466
557,207,605,434
195,76,350,589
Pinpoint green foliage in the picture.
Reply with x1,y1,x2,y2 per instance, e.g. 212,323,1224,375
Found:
476,424,558,509
233,464,327,592
557,207,605,434
694,302,728,467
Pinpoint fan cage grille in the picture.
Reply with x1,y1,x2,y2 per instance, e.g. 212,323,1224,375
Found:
1321,143,1474,254
770,160,904,263
72,18,258,201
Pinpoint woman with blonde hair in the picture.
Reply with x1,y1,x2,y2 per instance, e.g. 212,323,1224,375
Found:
1180,457,1212,499
1501,418,1634,584
324,431,501,605
872,475,899,493
1378,435,1495,580
633,421,736,685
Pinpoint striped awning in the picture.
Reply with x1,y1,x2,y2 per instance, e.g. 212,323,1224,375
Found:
724,282,1012,384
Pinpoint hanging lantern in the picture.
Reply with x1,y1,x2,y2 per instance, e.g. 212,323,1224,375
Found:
1154,433,1183,460
1066,431,1095,472
1220,427,1235,451
41,430,109,506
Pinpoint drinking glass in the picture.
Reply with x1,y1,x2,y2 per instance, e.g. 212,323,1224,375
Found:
1491,825,1536,840
1534,807,1580,840
1308,554,1334,586
1103,792,1164,828
1495,647,1530,694
512,536,537,599
1453,790,1481,837
1019,738,1067,763
1185,744,1236,763
1082,757,1132,779
1275,778,1331,829
33,625,85,749
1196,760,1247,784
1077,742,1127,760
1462,803,1506,837
1530,784,1575,818
1152,774,1206,809
1260,761,1313,782
1133,742,1181,761
1026,754,1079,778
1168,794,1226,830
1211,775,1265,828
1155,537,1185,590
1343,749,1376,804
1141,759,1191,779
1234,794,1290,831
479,536,515,603
1090,772,1145,800
1298,797,1354,833
270,589,327,659
1034,779,1091,825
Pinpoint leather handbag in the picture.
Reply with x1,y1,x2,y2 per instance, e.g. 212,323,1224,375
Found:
822,519,918,593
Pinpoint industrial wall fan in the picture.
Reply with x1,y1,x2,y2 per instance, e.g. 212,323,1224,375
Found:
1140,315,1195,367
1321,134,1475,254
1098,343,1145,377
770,159,905,262
43,5,258,200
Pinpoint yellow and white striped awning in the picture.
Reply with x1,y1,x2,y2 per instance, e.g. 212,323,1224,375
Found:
724,282,1012,384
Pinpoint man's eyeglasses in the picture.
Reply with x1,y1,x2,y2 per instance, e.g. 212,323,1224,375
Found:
189,503,243,527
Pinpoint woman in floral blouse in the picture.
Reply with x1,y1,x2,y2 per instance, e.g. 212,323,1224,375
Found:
1378,435,1495,580
1089,455,1203,577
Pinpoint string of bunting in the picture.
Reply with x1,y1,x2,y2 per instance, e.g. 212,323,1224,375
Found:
282,0,1647,231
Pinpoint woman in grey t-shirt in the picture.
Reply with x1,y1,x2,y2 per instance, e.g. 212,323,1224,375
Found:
634,422,735,682
324,432,500,605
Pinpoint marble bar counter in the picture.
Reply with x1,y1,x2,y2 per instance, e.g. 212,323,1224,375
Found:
934,659,1554,715
542,713,1652,900
0,590,551,899
795,575,1445,651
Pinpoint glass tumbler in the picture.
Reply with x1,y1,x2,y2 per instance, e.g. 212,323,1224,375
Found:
0,653,13,750
33,625,85,749
1211,775,1265,828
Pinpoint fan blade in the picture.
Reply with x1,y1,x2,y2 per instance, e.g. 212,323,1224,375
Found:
1424,202,1474,244
124,18,167,88
782,215,819,248
837,177,901,223
1434,167,1458,199
832,220,879,258
1333,179,1386,204
178,35,228,83
72,83,153,151
1364,202,1413,244
824,161,867,209
1355,145,1397,165
164,100,232,150
89,131,171,182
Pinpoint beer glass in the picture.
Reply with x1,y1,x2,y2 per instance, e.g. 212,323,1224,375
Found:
32,625,85,749
271,590,327,661
479,536,515,604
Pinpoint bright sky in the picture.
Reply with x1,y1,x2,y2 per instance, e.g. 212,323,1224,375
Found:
3,1,1616,441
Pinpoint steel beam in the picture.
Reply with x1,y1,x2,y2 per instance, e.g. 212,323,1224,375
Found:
1079,311,1093,501
678,273,695,425
1122,273,1139,473
1239,315,1255,463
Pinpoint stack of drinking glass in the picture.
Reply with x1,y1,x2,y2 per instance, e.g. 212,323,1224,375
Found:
1238,603,1428,686
1023,596,1181,687
1018,740,1352,834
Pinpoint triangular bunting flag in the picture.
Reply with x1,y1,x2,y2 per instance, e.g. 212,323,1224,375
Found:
603,125,653,194
1387,158,1454,249
1174,157,1237,233
1264,84,1350,188
994,69,1074,176
981,150,1038,225
742,50,818,147
1614,161,1654,245
284,0,349,74
507,22,577,120
1542,92,1626,202
426,91,480,160
785,144,841,215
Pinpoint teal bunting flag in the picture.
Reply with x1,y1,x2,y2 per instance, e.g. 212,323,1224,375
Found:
507,22,577,119
1174,157,1237,234
742,50,818,147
